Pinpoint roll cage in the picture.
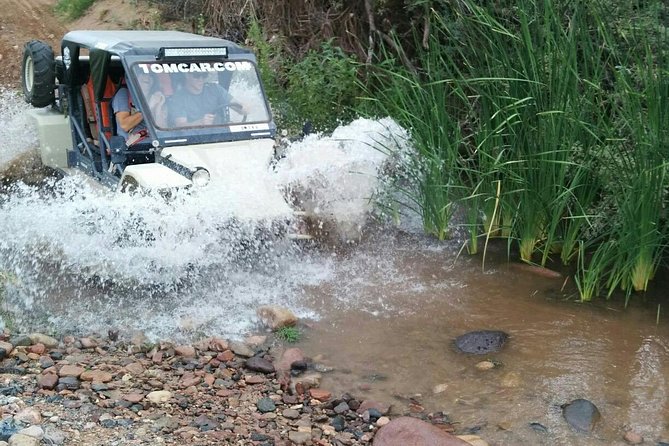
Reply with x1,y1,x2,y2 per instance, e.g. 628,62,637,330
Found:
58,31,276,187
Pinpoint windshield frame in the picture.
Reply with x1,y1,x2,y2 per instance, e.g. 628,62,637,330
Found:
125,58,273,133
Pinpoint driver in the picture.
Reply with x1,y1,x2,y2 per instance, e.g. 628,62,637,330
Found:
170,71,247,127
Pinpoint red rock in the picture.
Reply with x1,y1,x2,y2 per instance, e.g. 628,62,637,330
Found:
152,351,163,364
217,350,235,362
79,337,97,349
28,343,46,355
245,375,265,385
123,393,145,403
204,374,215,386
174,345,196,357
373,417,471,446
309,388,332,401
81,370,113,383
58,365,85,378
216,389,234,397
38,374,59,390
124,362,145,375
276,348,304,373
180,373,201,388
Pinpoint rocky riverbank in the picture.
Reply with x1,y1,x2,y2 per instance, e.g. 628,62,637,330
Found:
0,329,489,446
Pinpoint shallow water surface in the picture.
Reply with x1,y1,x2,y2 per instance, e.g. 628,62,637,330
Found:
1,90,668,445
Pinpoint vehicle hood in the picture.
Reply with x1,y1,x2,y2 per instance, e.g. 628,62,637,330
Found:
161,138,292,220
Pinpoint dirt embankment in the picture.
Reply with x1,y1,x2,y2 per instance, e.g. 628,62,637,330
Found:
0,0,163,88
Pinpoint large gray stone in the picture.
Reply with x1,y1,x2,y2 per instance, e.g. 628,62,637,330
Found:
562,399,601,433
454,330,509,354
373,417,472,446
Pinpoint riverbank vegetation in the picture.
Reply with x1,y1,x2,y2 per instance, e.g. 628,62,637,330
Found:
67,0,668,303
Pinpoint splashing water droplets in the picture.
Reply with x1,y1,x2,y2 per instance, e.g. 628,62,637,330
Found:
0,89,413,339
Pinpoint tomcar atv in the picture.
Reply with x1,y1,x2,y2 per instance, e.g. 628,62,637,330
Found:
21,30,280,192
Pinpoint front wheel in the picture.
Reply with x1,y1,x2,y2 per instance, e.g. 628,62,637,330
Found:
22,40,56,108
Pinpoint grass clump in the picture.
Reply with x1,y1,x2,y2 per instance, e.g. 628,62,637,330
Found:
55,0,97,19
368,0,669,302
275,326,301,343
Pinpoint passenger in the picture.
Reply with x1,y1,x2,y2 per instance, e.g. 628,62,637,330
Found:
170,71,247,127
111,72,167,145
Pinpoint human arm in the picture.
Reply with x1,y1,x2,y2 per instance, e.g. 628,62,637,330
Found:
115,110,144,132
112,88,144,132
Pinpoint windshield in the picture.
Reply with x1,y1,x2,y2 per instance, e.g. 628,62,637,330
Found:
130,60,271,130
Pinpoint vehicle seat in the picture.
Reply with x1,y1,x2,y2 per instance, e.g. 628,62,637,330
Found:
81,76,117,145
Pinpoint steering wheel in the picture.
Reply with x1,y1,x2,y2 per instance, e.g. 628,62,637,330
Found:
229,102,248,123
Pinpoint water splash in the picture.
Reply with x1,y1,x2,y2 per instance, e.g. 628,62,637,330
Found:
0,89,416,339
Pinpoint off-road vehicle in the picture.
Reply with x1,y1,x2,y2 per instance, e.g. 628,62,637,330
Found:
22,30,280,193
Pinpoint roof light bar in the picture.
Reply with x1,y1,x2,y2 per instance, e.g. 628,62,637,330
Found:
158,47,228,59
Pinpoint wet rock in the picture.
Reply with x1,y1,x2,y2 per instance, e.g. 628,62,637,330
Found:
623,431,643,444
174,345,196,357
373,417,472,446
562,398,601,433
276,348,305,372
529,422,548,434
257,305,298,330
309,388,331,401
256,397,276,413
356,400,391,416
7,434,39,446
245,356,275,374
500,371,521,388
26,344,44,356
228,341,254,358
28,334,58,349
79,338,97,349
475,361,495,371
454,330,509,355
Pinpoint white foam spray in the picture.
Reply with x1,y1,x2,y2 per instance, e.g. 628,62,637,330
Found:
0,89,418,340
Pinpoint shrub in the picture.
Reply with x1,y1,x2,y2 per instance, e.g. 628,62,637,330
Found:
55,0,97,19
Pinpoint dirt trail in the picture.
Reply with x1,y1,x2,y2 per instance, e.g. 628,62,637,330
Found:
0,0,65,87
0,0,163,88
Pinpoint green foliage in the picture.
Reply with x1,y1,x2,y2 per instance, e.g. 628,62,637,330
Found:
284,40,362,133
370,0,669,300
55,0,97,19
275,326,300,343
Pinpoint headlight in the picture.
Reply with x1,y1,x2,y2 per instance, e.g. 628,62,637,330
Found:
191,168,210,187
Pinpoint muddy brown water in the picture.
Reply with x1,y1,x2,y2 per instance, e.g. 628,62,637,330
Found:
291,234,669,446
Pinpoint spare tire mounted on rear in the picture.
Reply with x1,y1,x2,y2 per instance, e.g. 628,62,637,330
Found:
22,40,56,108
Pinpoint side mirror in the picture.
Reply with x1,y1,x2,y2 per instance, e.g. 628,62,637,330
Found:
109,135,127,165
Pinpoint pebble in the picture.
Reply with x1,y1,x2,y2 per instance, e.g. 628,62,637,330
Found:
623,430,643,444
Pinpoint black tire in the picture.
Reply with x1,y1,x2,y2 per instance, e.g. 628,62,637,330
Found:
22,40,56,108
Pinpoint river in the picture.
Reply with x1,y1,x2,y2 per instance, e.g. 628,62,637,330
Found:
1,88,668,445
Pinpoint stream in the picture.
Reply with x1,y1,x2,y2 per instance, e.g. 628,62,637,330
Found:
1,87,668,445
